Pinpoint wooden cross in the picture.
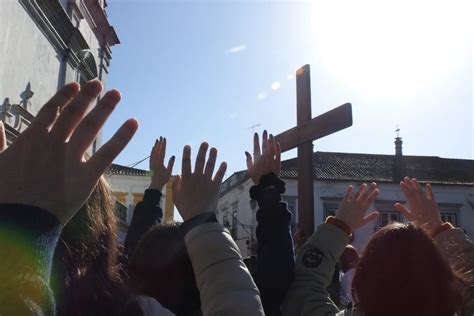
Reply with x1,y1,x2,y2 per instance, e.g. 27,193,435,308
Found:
274,64,353,237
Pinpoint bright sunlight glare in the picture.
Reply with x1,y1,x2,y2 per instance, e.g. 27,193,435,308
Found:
309,0,472,98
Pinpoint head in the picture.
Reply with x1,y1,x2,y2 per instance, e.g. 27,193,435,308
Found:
339,245,359,273
128,223,200,315
352,222,464,316
52,176,124,314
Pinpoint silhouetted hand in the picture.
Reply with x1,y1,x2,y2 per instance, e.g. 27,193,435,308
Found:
0,81,138,224
394,177,443,235
336,183,379,231
245,130,281,184
173,142,227,221
149,137,175,190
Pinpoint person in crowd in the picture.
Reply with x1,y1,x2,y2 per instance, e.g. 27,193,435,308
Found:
338,245,359,308
171,142,264,316
123,137,175,262
0,80,138,315
245,131,295,315
51,175,141,315
283,178,474,316
128,222,201,316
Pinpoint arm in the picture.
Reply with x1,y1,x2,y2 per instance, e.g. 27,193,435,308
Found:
246,131,295,315
182,213,264,316
0,204,62,315
173,142,264,316
283,184,379,316
124,189,163,259
0,82,137,314
282,222,349,316
124,137,174,260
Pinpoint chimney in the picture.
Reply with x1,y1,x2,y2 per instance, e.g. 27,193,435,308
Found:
395,137,403,156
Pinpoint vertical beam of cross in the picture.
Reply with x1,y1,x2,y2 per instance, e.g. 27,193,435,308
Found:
296,65,315,237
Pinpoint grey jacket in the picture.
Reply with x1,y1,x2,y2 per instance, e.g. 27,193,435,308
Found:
185,222,265,316
282,223,474,316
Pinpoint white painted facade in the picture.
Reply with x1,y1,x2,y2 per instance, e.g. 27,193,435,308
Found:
219,176,474,259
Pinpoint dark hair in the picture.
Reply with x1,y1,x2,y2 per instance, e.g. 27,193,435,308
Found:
51,176,134,315
127,223,201,315
352,222,464,316
339,245,359,273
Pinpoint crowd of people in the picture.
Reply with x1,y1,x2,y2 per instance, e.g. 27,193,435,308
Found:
0,80,473,315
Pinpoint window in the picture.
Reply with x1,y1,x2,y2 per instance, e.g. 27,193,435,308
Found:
379,211,400,227
324,203,339,219
440,212,458,226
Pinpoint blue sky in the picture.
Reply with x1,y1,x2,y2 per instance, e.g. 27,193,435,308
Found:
102,0,473,178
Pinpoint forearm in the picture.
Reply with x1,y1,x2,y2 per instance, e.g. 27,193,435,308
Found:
0,204,62,315
282,222,349,316
252,172,295,314
124,189,163,258
183,213,264,316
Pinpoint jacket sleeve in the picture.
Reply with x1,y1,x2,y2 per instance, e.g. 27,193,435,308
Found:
183,213,264,316
0,204,62,315
250,172,295,315
124,189,163,260
282,222,349,316
434,228,474,315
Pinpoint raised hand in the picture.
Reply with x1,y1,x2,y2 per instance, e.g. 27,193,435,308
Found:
394,177,443,235
173,142,227,221
149,137,175,190
245,130,281,184
335,183,379,231
0,80,138,224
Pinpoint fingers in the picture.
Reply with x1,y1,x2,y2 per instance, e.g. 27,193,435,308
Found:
166,155,175,176
50,80,103,141
275,142,281,169
213,161,227,184
0,122,6,152
354,183,367,201
362,211,379,225
253,132,261,159
172,175,182,195
262,130,268,156
394,203,412,219
194,142,209,175
426,183,435,201
157,137,167,163
69,89,121,156
268,134,275,157
364,182,379,205
245,151,253,171
182,145,192,177
204,147,217,178
86,118,138,178
342,185,353,204
28,82,80,132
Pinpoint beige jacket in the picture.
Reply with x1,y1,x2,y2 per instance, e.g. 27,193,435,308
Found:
184,222,265,316
282,223,474,316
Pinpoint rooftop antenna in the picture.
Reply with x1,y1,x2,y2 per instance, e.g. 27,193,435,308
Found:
247,124,261,133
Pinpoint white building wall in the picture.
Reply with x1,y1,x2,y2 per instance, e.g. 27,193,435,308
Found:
0,0,63,114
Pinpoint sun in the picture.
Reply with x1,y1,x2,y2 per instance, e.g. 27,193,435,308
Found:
309,0,471,98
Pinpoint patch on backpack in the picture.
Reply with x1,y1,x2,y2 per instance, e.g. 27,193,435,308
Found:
302,248,323,268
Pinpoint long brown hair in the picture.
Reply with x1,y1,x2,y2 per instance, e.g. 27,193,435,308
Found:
352,223,464,316
51,176,133,315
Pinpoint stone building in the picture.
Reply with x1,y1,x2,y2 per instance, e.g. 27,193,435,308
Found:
218,138,474,258
0,0,119,150
106,164,175,241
